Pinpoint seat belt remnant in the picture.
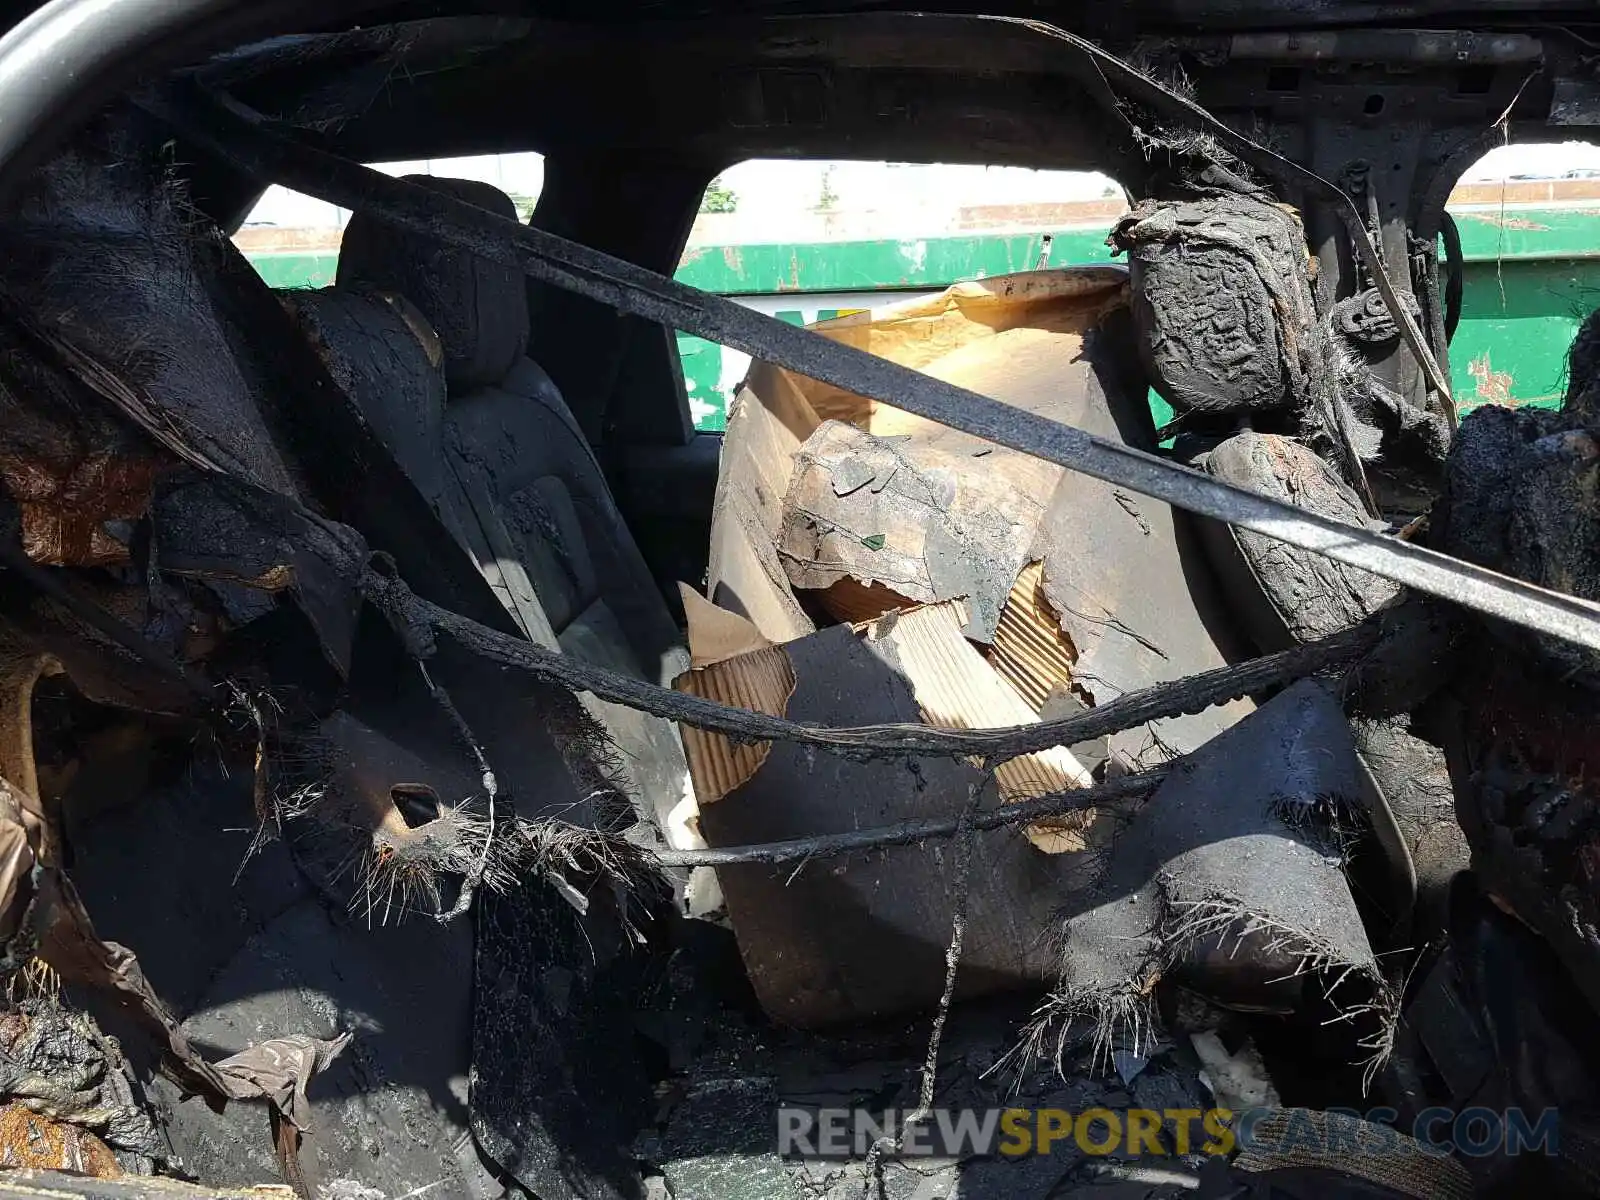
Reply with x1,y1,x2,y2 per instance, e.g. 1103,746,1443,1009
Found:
144,81,1600,659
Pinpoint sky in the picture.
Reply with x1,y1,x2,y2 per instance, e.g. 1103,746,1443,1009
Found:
247,160,1119,230
1457,140,1600,181
245,143,1600,232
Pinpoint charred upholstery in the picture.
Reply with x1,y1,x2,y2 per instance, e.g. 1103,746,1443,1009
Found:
284,176,689,831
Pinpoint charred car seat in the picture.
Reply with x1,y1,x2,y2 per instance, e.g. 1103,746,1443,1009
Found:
68,188,692,1196
61,261,599,1197
284,177,690,835
59,296,508,1195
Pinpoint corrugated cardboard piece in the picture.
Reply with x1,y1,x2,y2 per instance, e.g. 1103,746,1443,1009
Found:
989,560,1076,714
673,585,796,808
706,267,1130,647
861,602,1092,852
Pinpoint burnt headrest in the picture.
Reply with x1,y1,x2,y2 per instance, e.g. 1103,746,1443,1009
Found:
338,176,529,392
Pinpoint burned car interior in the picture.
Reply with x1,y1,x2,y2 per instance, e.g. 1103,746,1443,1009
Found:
0,1,1599,1198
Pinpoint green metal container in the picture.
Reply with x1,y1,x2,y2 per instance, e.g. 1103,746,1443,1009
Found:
243,204,1600,431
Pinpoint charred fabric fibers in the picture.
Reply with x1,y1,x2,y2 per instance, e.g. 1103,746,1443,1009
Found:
1024,683,1396,1082
1423,322,1600,1026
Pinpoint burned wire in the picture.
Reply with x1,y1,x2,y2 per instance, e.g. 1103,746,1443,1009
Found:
368,568,1375,766
654,768,1166,868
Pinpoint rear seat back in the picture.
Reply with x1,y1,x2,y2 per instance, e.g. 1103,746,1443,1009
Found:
337,178,686,676
284,177,689,834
